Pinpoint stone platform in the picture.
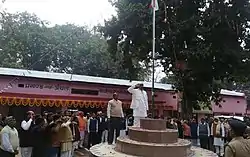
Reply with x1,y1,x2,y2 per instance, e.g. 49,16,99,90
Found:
90,118,217,157
90,143,218,157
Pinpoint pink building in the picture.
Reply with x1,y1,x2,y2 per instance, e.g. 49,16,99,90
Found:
0,67,247,121
212,89,247,115
0,68,178,121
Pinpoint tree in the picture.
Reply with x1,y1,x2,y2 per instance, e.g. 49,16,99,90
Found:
101,0,250,117
160,74,176,84
0,11,148,80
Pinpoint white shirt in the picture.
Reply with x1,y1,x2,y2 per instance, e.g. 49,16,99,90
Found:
21,119,33,130
128,85,148,117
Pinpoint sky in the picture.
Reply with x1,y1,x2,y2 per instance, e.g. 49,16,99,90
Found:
3,0,116,27
2,0,166,81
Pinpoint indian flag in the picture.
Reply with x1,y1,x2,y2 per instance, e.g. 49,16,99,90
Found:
149,0,159,11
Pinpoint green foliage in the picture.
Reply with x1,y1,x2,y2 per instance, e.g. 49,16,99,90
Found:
102,0,250,117
0,11,147,80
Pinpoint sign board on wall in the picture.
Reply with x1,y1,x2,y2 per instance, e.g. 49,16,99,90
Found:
19,83,70,91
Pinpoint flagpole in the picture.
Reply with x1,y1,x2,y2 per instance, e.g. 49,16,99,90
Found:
152,6,156,118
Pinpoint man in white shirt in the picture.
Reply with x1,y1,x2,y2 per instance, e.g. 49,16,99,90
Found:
107,93,124,144
128,83,148,127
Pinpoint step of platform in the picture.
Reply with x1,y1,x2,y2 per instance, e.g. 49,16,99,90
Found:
128,127,178,143
89,143,218,157
116,136,191,157
140,118,166,130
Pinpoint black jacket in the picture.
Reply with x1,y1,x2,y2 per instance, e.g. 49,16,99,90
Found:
97,116,108,131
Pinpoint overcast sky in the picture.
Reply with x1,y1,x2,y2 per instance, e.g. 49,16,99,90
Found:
3,0,116,27
2,0,166,81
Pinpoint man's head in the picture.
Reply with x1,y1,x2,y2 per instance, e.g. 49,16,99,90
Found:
78,111,84,117
228,118,247,137
201,118,205,123
35,117,45,126
137,83,144,90
26,111,35,120
97,111,102,116
214,118,219,123
5,116,16,128
64,110,71,117
245,127,250,138
53,114,61,122
113,92,118,100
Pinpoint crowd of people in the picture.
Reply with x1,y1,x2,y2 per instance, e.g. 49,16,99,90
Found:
164,116,250,157
1,110,250,157
0,83,250,157
0,109,128,157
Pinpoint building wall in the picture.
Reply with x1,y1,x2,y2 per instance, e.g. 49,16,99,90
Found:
0,76,178,110
1,75,247,115
212,95,247,115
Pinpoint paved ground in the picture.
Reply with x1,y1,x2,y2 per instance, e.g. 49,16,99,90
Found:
16,149,89,157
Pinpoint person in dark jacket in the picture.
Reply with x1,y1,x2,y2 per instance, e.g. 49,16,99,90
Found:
177,120,184,138
97,112,108,143
32,117,47,157
87,113,98,149
19,111,35,157
190,118,198,146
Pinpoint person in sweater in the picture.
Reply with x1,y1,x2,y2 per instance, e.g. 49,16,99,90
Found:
107,92,124,144
0,116,19,157
77,111,87,148
197,118,210,149
127,83,148,127
87,113,98,149
19,111,35,157
211,118,225,157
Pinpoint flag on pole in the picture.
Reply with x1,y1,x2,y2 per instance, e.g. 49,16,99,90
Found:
149,0,159,11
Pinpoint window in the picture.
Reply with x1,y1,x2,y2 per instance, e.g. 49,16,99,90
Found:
173,96,176,99
237,101,240,103
223,100,226,102
18,84,24,88
71,88,99,95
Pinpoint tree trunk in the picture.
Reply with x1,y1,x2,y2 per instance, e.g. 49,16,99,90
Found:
181,91,193,119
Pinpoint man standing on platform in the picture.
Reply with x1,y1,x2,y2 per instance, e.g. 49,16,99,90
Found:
107,92,124,145
128,83,148,127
